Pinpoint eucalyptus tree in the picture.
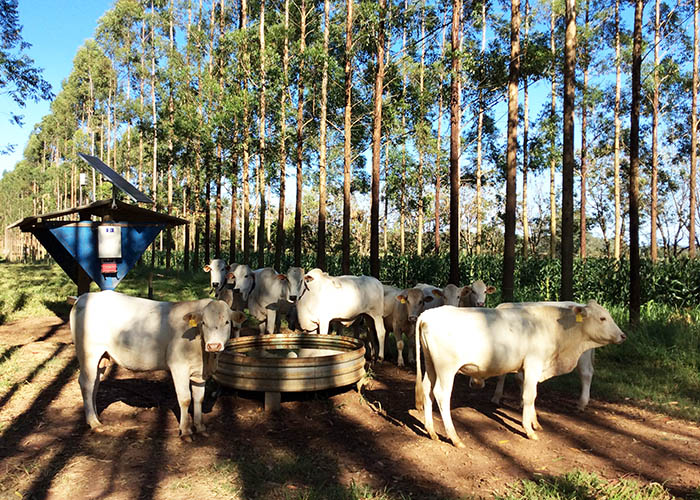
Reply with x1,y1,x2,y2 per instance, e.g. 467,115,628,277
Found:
0,0,53,154
370,0,387,279
449,0,461,285
630,0,642,322
342,0,353,274
503,0,519,302
561,0,575,301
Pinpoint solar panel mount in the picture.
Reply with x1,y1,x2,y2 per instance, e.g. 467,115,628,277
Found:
78,152,154,204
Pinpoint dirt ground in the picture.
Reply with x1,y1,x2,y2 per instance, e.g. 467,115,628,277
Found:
1,315,699,500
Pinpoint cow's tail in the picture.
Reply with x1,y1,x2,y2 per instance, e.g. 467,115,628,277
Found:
415,315,425,412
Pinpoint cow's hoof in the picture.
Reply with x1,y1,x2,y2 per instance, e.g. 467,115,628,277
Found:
428,431,439,441
180,433,193,443
526,432,539,441
490,397,501,405
198,430,210,438
452,439,466,449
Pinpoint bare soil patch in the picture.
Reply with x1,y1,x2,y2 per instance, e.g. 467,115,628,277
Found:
0,315,699,499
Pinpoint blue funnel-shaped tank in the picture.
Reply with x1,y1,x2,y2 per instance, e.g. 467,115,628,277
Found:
33,221,164,290
8,199,188,293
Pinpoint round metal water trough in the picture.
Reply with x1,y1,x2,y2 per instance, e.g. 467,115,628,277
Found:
214,333,366,411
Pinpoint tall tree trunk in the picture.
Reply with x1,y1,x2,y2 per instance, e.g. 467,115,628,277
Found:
370,0,386,279
476,0,486,255
417,0,425,256
400,3,407,256
241,0,251,265
139,18,145,190
317,0,329,270
691,0,699,258
549,2,557,259
630,0,642,322
230,159,239,263
294,0,307,267
614,0,622,259
167,0,175,269
580,0,589,259
215,0,225,259
522,0,530,258
503,0,520,303
274,0,290,271
651,0,660,261
561,0,576,301
342,0,353,274
449,0,462,285
150,0,159,267
257,0,267,269
435,11,447,254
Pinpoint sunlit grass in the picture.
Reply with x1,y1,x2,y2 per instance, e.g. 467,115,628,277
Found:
495,470,685,500
539,302,700,422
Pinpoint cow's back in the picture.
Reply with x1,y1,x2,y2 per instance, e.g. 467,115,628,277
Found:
71,291,210,371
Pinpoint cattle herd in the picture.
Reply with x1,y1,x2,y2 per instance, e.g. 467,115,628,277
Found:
69,258,627,446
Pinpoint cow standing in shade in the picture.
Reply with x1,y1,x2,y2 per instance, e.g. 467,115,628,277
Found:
295,268,388,361
383,285,435,367
203,259,245,312
415,280,495,309
71,290,246,439
415,300,626,447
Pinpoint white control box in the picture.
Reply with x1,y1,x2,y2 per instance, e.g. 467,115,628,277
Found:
98,224,122,259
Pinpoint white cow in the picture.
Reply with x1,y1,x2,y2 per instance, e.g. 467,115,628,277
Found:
416,280,495,308
296,268,388,360
228,263,257,303
383,285,435,367
246,267,296,334
415,300,626,447
203,258,230,296
203,259,245,311
283,266,305,331
415,283,446,309
70,290,246,439
459,280,497,307
491,301,595,411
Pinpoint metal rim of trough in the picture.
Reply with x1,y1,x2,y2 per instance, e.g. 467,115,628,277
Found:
214,333,366,411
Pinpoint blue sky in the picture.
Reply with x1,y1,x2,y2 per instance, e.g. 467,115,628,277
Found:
0,0,112,175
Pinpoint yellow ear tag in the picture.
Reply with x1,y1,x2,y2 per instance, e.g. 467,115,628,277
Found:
575,313,583,323
189,318,198,328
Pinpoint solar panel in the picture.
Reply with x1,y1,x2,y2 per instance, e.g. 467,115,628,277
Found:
78,153,154,204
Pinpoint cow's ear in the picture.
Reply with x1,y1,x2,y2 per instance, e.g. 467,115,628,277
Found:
184,312,203,327
572,305,588,319
226,272,234,280
231,310,247,326
277,274,288,281
397,294,407,304
424,295,434,303
460,286,472,297
486,286,496,294
432,289,444,298
304,275,314,283
225,264,231,271
203,265,211,272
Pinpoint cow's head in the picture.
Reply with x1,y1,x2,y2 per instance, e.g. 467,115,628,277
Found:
286,266,306,302
442,284,462,306
229,264,255,301
459,280,496,307
203,259,230,294
573,300,627,346
397,287,433,323
184,301,247,352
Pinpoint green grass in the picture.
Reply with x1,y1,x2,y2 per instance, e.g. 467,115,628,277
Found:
495,470,692,500
0,261,211,324
538,302,700,422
